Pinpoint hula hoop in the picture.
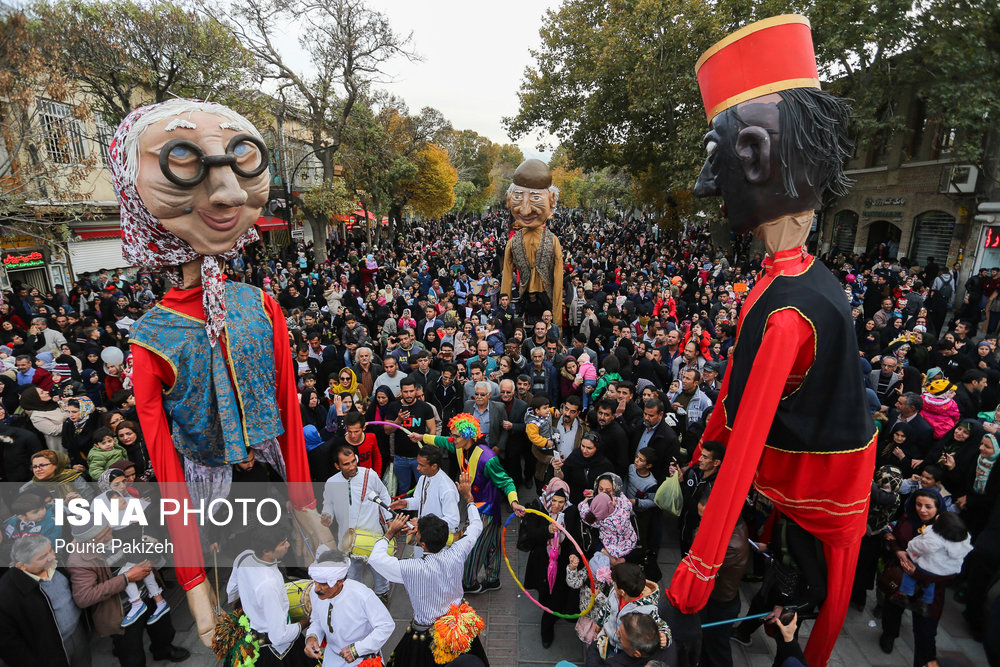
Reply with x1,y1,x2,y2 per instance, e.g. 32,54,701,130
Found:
367,420,414,437
501,508,596,619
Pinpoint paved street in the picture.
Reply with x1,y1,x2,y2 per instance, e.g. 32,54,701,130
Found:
88,507,989,667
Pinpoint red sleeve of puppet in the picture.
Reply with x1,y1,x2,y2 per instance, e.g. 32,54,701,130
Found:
130,344,206,591
667,309,812,613
265,293,316,510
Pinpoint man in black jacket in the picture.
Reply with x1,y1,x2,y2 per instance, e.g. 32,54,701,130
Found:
955,369,987,419
497,379,530,487
0,535,90,667
630,399,681,479
594,398,632,478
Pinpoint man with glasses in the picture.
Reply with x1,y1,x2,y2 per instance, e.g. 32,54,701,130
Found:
497,379,530,487
869,356,901,411
464,381,507,456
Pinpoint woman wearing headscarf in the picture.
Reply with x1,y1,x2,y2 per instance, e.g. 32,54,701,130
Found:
551,432,615,505
364,386,395,476
878,488,951,666
20,449,91,498
303,424,334,483
579,472,638,566
521,477,582,647
0,375,19,417
60,397,98,467
299,388,327,432
19,386,68,454
942,432,1000,539
330,367,365,407
115,420,155,482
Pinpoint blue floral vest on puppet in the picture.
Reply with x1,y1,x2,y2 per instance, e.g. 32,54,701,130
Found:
129,282,283,466
463,444,501,518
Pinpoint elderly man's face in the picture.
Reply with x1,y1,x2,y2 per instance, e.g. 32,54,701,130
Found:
136,110,270,256
507,185,555,229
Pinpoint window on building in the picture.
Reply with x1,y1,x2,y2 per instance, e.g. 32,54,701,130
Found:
931,124,956,159
94,119,114,167
39,99,86,164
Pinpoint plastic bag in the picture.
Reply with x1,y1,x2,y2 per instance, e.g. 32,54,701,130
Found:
654,474,683,516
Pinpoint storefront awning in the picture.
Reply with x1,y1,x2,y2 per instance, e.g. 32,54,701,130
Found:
255,216,290,231
75,227,121,240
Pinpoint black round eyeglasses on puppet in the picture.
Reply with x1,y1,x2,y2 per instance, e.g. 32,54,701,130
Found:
157,133,269,188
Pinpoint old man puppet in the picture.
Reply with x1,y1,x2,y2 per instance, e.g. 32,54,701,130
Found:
109,98,329,646
500,159,564,325
663,16,876,666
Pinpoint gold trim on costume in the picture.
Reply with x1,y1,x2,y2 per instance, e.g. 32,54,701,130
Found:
128,339,178,395
259,289,273,326
222,328,253,448
156,304,206,324
706,78,821,120
695,15,812,73
763,430,877,455
764,306,817,400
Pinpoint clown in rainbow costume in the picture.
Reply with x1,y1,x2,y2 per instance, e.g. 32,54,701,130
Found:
413,414,526,592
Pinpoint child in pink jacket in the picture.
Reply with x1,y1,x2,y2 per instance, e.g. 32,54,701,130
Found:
922,378,960,439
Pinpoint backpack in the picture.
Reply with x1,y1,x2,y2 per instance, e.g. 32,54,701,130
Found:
937,273,953,301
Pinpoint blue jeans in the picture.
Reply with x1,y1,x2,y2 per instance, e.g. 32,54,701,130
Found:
395,456,420,495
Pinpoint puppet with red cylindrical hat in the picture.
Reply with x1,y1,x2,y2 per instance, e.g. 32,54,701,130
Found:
663,15,876,666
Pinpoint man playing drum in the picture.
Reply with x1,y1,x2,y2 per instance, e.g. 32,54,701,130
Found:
226,524,309,666
304,546,395,667
320,445,393,603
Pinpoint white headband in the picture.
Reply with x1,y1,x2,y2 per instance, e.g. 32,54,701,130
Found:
308,545,350,586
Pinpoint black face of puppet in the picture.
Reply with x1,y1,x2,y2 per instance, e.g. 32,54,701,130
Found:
693,93,822,234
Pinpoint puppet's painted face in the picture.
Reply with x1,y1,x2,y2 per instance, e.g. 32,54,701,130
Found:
693,93,819,234
136,111,270,256
506,185,555,230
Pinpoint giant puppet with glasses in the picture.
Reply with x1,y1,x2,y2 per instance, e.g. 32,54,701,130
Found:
663,16,876,666
109,99,330,646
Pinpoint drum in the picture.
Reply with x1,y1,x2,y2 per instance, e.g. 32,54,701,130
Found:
286,579,314,622
340,528,395,560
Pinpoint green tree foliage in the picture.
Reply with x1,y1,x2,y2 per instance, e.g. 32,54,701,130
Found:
33,0,259,125
507,0,1000,202
211,0,416,262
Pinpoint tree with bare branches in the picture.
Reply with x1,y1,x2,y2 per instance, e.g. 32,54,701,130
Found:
209,0,417,263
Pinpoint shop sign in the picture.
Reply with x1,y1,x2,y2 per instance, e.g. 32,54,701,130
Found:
1,235,36,250
862,210,903,218
3,251,44,268
864,197,906,207
984,227,1000,249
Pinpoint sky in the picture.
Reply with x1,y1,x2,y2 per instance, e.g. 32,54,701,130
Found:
280,0,562,160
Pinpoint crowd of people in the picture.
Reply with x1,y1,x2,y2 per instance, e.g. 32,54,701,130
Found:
0,208,997,667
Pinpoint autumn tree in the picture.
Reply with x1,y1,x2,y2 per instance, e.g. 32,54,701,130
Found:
437,128,498,213
210,0,416,263
340,95,450,240
0,10,98,246
404,144,457,219
33,0,259,125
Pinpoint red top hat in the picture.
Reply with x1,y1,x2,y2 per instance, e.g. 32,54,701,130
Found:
695,14,820,123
